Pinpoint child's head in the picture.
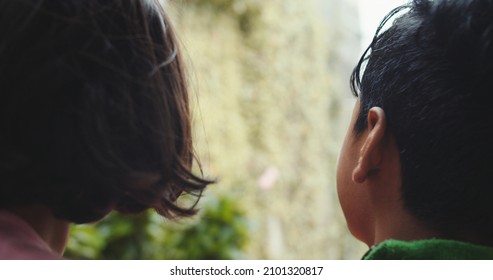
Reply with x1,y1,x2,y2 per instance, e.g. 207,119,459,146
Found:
337,0,493,246
0,0,210,224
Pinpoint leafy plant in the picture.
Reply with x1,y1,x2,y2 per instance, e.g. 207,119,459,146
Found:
65,195,249,260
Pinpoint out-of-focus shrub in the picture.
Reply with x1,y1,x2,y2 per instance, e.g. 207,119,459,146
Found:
65,195,249,260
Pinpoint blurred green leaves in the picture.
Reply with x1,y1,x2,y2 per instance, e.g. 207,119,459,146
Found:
65,195,249,259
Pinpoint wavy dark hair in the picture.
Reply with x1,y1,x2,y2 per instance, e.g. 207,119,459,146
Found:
0,0,212,223
351,0,493,245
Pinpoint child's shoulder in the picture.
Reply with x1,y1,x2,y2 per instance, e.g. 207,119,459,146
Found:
0,211,61,260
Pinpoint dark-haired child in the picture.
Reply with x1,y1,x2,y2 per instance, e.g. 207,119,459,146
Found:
0,0,211,259
337,0,493,259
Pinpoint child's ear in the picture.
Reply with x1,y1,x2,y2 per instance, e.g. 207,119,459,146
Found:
352,107,387,184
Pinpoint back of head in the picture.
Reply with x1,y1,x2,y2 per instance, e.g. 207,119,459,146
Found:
351,0,493,244
0,0,210,223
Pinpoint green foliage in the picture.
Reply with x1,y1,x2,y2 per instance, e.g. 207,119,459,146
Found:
65,195,249,259
160,195,249,259
172,0,349,259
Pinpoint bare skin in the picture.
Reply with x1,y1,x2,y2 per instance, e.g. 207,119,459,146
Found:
336,99,437,247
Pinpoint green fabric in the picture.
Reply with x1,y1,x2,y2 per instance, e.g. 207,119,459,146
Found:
363,239,493,260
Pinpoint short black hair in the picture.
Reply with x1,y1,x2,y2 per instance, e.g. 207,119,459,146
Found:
0,0,211,223
351,0,493,244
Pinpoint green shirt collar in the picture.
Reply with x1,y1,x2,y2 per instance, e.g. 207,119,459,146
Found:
363,239,493,260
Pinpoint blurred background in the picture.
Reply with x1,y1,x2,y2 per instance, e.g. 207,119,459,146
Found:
66,0,407,260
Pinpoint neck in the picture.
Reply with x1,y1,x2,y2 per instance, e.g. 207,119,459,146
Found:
372,208,438,246
7,205,70,256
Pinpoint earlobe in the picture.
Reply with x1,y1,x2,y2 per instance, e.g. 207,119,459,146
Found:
352,107,387,184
